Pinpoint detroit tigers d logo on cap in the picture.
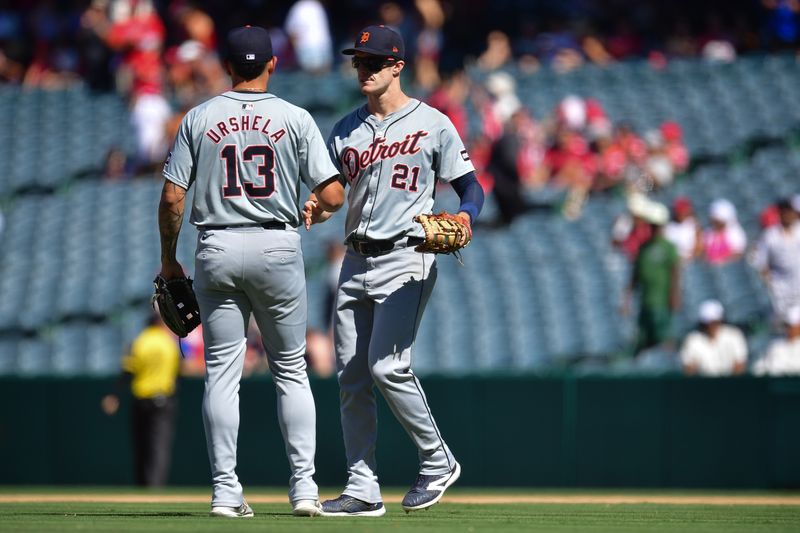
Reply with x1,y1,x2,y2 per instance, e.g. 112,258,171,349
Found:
343,24,405,60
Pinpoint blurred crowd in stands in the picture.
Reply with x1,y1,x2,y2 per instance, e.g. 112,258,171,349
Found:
4,1,800,89
461,86,691,225
0,0,798,173
615,189,800,375
1,0,799,376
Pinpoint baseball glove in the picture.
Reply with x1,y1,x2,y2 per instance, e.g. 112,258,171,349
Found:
152,275,201,338
413,212,472,255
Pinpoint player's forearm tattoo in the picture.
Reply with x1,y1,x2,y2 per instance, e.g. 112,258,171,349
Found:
158,182,187,263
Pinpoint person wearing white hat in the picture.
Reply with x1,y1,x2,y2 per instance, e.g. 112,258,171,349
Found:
679,300,748,376
703,198,747,264
752,198,800,322
753,306,800,376
611,193,653,260
624,199,681,354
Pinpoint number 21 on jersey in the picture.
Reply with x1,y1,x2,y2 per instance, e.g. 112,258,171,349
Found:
221,144,276,198
390,163,420,192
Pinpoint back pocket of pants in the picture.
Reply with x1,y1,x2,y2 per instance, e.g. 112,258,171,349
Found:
263,248,297,263
197,246,224,260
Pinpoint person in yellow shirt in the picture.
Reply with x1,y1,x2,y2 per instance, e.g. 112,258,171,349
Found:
101,313,181,487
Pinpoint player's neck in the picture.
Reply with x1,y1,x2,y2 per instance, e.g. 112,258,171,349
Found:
231,71,270,94
366,85,410,120
232,81,268,93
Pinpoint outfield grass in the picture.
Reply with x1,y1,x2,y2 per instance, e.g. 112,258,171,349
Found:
1,494,799,533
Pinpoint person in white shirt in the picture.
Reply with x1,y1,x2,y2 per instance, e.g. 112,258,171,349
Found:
753,306,800,376
752,198,800,322
665,196,702,261
284,0,333,73
680,299,748,376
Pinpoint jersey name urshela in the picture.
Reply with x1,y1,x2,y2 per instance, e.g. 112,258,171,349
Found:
205,115,286,144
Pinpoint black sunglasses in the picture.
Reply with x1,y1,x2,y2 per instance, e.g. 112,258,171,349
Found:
351,56,395,72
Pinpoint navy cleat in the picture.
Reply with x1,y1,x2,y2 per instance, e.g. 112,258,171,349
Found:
320,494,386,517
401,462,461,512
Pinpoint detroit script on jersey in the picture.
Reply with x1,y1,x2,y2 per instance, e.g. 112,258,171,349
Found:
340,130,428,183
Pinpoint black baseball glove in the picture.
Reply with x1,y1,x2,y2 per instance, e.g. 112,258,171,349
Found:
152,275,201,338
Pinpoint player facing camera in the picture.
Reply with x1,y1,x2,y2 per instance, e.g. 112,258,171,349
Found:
306,22,484,518
342,25,406,94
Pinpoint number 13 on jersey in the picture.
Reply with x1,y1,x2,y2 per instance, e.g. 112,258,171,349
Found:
221,144,276,198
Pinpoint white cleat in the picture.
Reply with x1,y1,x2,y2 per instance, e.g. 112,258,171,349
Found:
292,499,323,517
209,501,254,518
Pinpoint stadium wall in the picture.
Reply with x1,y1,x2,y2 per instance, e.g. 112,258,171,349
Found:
0,375,798,488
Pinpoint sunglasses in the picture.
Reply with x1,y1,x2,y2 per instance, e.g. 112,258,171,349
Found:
351,56,395,72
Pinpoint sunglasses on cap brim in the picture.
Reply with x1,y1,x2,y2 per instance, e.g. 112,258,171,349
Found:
351,56,397,72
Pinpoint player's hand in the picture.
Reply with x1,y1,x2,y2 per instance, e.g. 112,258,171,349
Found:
303,199,319,230
160,260,185,281
101,394,119,416
303,199,333,230
456,211,472,232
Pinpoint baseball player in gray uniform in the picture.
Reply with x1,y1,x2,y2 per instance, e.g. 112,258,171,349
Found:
304,25,485,516
158,26,344,518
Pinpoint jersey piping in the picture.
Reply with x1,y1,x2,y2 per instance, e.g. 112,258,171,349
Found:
220,93,278,103
360,100,422,241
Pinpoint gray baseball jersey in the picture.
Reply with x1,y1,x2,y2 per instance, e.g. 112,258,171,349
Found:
164,91,337,226
327,99,474,241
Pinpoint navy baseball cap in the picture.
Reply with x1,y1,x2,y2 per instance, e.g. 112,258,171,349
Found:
342,25,404,60
226,25,273,64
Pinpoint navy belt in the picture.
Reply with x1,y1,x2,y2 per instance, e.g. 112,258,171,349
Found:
348,237,424,256
201,221,287,230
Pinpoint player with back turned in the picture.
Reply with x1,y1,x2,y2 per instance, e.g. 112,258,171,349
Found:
305,25,485,516
158,25,344,518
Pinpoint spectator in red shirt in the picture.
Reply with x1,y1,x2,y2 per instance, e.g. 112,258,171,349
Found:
544,128,595,191
661,121,689,173
760,203,781,229
83,0,170,171
615,123,648,166
427,69,470,139
590,121,627,191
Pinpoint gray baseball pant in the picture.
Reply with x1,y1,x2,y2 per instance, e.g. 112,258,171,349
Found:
333,246,455,504
194,226,318,507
